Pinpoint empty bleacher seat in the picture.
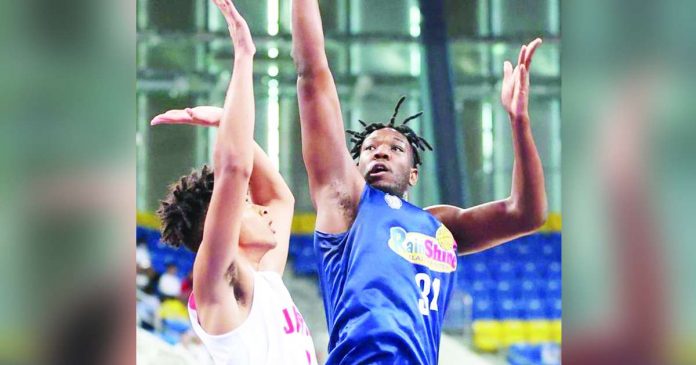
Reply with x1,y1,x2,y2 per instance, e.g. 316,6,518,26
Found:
293,245,318,275
472,296,496,320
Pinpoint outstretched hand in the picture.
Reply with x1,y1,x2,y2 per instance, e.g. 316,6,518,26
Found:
150,106,223,127
212,0,256,56
501,38,542,120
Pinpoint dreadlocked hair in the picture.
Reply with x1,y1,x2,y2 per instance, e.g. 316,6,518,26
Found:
156,165,215,253
346,96,433,167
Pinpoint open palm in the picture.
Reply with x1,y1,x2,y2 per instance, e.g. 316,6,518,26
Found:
501,38,542,119
150,106,223,127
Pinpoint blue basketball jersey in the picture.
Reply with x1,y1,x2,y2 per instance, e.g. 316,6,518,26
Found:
314,184,458,365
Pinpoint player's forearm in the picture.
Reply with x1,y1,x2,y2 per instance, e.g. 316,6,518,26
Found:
214,55,255,173
508,115,547,230
249,143,294,206
291,0,330,76
186,105,291,204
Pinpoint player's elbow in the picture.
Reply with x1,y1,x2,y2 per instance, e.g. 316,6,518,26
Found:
213,150,252,178
522,208,547,232
292,50,330,79
507,199,547,233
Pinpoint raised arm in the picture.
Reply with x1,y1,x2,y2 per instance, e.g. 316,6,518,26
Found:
152,106,295,274
292,0,363,233
190,0,256,333
428,39,548,255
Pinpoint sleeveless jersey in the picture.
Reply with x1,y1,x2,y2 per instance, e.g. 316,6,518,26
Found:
188,271,318,365
315,184,458,365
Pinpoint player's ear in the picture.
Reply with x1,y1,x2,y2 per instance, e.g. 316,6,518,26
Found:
408,167,418,186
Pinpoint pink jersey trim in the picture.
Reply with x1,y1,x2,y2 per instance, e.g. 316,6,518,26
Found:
188,292,197,310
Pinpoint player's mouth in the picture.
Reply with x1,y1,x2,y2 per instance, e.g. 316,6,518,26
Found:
367,163,390,178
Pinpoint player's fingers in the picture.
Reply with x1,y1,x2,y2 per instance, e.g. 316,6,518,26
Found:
519,64,528,90
504,61,513,80
524,38,542,70
226,0,242,19
151,114,178,125
517,45,527,67
150,115,164,125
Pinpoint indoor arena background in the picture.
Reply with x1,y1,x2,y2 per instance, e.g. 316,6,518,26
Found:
135,1,561,364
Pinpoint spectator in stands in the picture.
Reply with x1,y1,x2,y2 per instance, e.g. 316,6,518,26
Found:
136,238,152,289
156,296,189,328
137,282,161,331
158,263,182,299
180,271,193,300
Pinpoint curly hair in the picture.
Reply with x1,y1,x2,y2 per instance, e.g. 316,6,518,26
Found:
346,96,433,167
156,165,214,253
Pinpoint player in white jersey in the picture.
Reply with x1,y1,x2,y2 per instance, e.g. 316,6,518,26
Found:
152,1,317,364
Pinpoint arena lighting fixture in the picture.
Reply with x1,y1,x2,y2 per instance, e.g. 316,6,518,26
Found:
409,5,421,38
267,0,279,36
268,64,279,77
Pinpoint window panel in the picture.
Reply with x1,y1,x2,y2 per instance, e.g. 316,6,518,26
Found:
450,41,491,78
350,42,417,76
491,0,554,36
445,0,485,37
147,0,197,32
351,0,411,34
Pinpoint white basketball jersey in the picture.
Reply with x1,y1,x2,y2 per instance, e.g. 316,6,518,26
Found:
188,271,318,365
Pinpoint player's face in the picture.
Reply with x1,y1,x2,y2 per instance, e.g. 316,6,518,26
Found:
358,128,418,197
238,199,277,250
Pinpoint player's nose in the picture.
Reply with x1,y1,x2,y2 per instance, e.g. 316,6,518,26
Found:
373,146,390,160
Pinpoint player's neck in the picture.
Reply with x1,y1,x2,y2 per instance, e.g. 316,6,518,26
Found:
240,245,269,269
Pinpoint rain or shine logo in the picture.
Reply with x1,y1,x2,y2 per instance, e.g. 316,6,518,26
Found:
387,226,457,272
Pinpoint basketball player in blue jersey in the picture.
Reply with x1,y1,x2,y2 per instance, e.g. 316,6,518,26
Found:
291,0,547,364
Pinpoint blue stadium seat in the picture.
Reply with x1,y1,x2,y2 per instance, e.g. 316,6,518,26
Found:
545,279,561,298
521,261,541,279
289,235,313,259
470,262,491,281
492,261,516,281
546,261,562,280
546,297,562,319
512,238,533,259
293,246,317,275
495,280,514,299
497,297,520,320
456,272,470,291
519,279,541,299
472,296,496,320
471,279,495,297
522,297,547,320
508,343,561,365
